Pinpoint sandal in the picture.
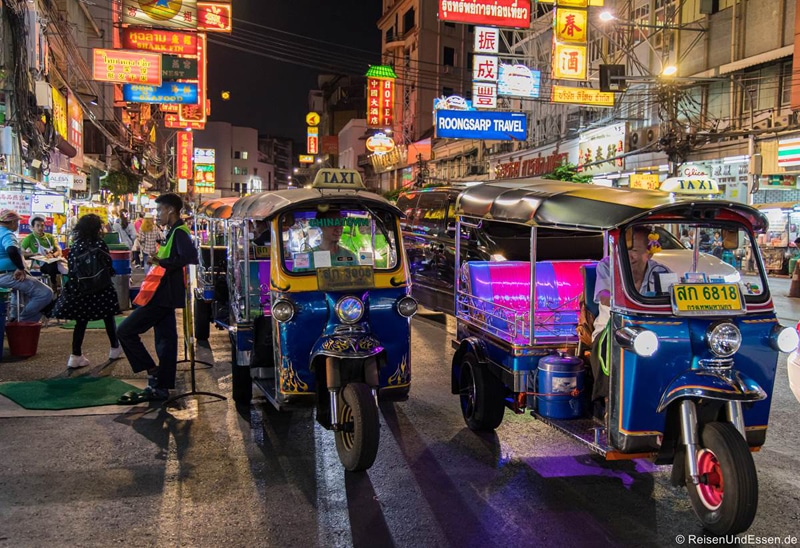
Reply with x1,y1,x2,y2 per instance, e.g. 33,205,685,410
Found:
117,387,169,404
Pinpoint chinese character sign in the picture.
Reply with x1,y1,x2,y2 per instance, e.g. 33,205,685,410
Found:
122,0,197,30
473,55,498,82
177,131,193,180
578,123,626,175
197,1,232,32
474,27,499,53
92,49,162,85
67,93,84,168
552,43,587,80
52,87,68,141
438,0,531,28
555,8,588,43
367,77,395,128
122,29,198,55
472,82,497,109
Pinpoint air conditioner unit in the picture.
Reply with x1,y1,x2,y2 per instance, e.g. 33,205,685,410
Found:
753,121,770,130
627,127,659,151
774,113,795,127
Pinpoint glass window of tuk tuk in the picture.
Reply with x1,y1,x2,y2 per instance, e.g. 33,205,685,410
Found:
619,222,767,302
414,191,447,236
279,207,399,273
396,192,419,231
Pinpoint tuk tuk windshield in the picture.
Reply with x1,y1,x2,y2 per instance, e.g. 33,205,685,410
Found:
280,208,399,273
620,222,767,301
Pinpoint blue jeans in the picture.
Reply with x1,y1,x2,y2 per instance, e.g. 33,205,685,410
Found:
0,273,54,322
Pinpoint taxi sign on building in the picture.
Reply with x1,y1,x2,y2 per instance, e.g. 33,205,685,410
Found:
306,112,320,126
312,169,365,189
660,177,722,195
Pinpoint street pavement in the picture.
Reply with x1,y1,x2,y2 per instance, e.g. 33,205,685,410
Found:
0,274,798,547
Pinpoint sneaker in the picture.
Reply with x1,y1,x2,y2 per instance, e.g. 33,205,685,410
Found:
109,346,124,360
67,354,90,369
142,386,170,400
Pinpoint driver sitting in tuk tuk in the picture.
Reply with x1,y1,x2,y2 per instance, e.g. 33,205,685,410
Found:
590,225,671,418
311,210,360,267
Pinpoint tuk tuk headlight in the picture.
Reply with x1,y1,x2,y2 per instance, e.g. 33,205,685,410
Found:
272,300,295,323
397,296,418,317
707,322,741,357
335,296,364,324
615,327,658,357
771,325,799,353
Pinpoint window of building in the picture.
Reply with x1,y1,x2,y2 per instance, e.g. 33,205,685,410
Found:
444,22,455,29
233,151,241,159
403,8,415,33
242,151,248,160
780,61,792,106
443,86,454,97
254,168,258,176
467,52,474,70
233,166,249,176
443,47,455,67
467,25,475,33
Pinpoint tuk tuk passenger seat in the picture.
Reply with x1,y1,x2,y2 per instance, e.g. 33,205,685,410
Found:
581,263,599,318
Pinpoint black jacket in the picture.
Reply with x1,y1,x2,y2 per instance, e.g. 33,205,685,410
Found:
151,220,199,308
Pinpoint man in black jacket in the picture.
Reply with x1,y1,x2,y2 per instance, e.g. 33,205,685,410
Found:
117,194,198,402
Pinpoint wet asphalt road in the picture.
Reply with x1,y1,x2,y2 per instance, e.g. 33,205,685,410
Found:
0,282,800,547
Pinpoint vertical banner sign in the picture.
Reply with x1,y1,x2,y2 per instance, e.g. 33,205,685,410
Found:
474,27,500,53
552,3,589,82
438,0,531,28
555,8,588,43
52,87,68,140
307,126,319,155
177,131,193,180
179,33,207,126
552,43,587,80
367,77,395,128
67,93,84,168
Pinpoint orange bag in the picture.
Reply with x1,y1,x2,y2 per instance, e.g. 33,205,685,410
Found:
133,266,166,307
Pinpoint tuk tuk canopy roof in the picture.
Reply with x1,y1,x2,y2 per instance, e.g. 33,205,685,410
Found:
228,188,401,221
455,179,768,232
197,197,238,220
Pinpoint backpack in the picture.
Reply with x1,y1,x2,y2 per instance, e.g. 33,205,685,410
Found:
72,246,113,293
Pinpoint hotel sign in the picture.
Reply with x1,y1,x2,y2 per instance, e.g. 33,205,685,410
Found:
92,49,162,86
438,0,531,28
367,77,394,128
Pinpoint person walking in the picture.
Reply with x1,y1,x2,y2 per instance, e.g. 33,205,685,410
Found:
0,210,53,323
117,194,198,403
53,214,122,369
136,214,159,274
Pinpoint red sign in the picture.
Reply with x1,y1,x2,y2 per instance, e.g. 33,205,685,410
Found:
322,136,339,155
92,49,162,85
307,135,319,155
161,104,179,113
367,77,395,128
122,28,198,55
177,131,193,179
164,113,205,130
438,0,531,28
495,151,569,179
180,33,207,127
197,2,232,32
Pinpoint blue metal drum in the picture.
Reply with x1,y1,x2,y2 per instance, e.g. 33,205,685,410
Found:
536,354,584,419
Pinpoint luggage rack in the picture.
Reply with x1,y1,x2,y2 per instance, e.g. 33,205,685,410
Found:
456,291,580,345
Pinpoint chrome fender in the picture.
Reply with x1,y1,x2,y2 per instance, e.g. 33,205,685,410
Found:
310,334,384,360
656,369,767,413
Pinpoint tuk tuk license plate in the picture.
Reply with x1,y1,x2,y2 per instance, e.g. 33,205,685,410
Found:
317,266,375,291
671,283,743,315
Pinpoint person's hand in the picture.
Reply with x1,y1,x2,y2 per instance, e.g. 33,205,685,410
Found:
13,269,26,281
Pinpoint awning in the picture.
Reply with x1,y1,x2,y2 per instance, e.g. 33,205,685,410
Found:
753,201,798,210
718,45,793,75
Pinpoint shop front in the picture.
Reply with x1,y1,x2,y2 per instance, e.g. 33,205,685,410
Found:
489,140,577,181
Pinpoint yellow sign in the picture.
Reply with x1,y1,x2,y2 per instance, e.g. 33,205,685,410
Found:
555,8,588,43
312,168,365,189
552,43,587,80
78,205,108,223
672,284,743,315
629,173,661,190
307,126,319,136
539,0,602,5
52,87,68,140
306,112,320,126
299,154,315,164
660,177,722,195
551,85,614,107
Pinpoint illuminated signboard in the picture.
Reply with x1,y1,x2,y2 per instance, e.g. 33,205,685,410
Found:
435,110,527,140
52,87,67,140
474,27,499,54
438,0,531,28
498,64,541,98
122,0,197,29
162,55,198,80
366,133,395,154
194,148,215,164
177,131,193,180
194,163,216,193
197,1,232,32
123,82,198,104
778,137,800,167
299,155,315,164
164,113,205,130
122,29,198,55
367,77,394,128
555,8,588,43
472,82,497,109
552,43,587,80
179,33,207,124
551,85,613,107
67,93,84,168
307,134,319,155
539,0,601,5
92,49,162,86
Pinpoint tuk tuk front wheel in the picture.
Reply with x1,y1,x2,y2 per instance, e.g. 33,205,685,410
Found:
685,421,758,535
335,383,379,472
459,353,505,431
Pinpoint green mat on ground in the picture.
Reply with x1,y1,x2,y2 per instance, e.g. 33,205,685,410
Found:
59,316,126,330
0,376,140,410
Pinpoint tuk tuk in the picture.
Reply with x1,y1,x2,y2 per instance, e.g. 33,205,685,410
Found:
450,179,797,534
193,197,237,340
227,168,417,471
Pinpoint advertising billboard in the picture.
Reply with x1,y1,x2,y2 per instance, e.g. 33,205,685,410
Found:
551,84,613,106
435,110,527,140
92,49,162,86
122,0,197,29
367,77,394,128
438,0,531,28
162,55,198,80
123,82,198,104
122,29,198,55
498,64,541,98
179,33,207,126
52,87,68,140
68,93,84,168
177,131,193,179
197,1,232,32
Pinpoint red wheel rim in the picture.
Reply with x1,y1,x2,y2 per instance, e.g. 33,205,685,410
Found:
696,448,724,510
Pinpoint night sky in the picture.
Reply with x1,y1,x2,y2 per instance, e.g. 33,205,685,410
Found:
207,1,383,143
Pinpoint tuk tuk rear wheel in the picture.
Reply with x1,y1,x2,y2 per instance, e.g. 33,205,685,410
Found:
335,383,379,472
230,337,252,405
685,421,758,535
194,298,211,341
459,353,505,431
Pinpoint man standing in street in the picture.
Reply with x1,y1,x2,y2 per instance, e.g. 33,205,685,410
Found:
117,194,198,402
113,211,137,248
0,210,53,322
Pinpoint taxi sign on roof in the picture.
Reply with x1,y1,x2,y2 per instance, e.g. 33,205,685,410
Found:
660,177,722,195
312,169,365,189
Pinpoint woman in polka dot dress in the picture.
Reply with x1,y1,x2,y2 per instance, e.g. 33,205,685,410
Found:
53,214,123,369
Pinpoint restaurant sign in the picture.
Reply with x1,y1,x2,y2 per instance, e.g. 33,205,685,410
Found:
495,150,569,179
162,55,198,80
122,29,198,55
92,49,162,86
123,83,198,104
